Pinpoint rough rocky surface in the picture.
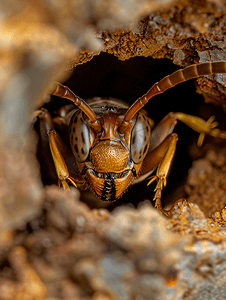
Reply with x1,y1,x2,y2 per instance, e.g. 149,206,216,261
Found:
74,0,226,109
1,0,226,299
185,146,226,218
2,185,226,300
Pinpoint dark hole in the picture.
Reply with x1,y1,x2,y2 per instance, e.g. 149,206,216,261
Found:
37,52,225,210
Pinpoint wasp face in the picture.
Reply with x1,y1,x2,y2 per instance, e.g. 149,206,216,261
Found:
69,102,151,201
85,140,136,201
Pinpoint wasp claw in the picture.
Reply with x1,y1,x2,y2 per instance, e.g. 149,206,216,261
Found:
147,175,157,186
68,177,78,188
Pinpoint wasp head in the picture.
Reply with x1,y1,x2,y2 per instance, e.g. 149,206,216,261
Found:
69,102,152,201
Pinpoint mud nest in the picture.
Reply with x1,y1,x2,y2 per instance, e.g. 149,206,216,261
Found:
1,0,226,299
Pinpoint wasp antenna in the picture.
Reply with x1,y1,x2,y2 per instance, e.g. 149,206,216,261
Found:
119,61,226,133
52,83,101,133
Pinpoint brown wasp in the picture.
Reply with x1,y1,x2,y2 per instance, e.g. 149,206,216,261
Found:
37,61,226,216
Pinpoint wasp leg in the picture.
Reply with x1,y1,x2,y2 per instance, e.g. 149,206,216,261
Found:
137,111,226,216
37,109,78,190
136,115,178,184
148,111,226,154
48,130,77,190
170,112,226,146
144,133,192,216
148,112,177,152
138,110,226,185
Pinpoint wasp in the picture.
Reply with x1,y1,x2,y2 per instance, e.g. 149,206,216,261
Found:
37,61,226,216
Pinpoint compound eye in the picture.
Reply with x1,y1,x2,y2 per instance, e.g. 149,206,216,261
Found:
130,113,151,164
70,111,94,162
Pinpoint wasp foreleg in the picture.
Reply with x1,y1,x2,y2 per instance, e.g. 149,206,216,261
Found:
48,130,77,190
144,133,192,216
147,133,192,216
37,109,77,190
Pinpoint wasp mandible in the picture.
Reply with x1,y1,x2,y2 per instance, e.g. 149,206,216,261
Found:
37,61,226,215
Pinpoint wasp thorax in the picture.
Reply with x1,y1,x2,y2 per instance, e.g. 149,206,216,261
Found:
90,140,129,172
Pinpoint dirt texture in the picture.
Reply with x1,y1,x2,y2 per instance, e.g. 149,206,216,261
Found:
1,0,226,300
185,146,226,217
74,0,226,110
